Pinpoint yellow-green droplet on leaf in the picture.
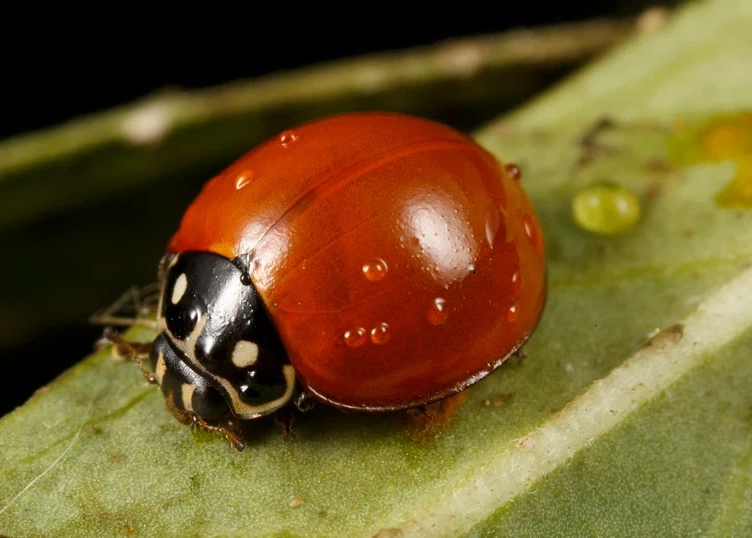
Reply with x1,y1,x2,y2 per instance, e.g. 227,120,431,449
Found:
571,181,641,235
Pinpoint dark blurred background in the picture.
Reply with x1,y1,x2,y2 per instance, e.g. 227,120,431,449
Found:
0,2,679,415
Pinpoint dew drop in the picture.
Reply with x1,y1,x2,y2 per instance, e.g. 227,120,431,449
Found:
362,258,388,281
485,209,501,248
507,302,520,323
523,214,542,251
511,270,522,297
571,181,641,235
505,163,522,181
343,328,367,347
427,298,449,326
279,130,299,147
235,170,255,190
370,323,390,345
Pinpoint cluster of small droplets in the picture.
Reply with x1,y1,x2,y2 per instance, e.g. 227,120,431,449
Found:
343,323,391,347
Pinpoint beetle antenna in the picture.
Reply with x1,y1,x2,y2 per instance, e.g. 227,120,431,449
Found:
102,327,158,384
89,283,160,329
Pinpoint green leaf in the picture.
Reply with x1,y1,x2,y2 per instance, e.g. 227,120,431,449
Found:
2,1,752,537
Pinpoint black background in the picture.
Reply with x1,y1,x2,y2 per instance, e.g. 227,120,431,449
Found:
0,2,676,415
1,3,657,138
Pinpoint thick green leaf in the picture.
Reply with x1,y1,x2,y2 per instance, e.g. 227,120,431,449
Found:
2,1,752,537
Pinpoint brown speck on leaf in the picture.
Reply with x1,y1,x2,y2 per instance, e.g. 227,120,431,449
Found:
371,529,404,538
644,178,663,202
91,425,102,435
641,323,685,349
109,452,125,463
514,435,536,450
578,117,618,165
405,391,468,441
645,158,672,172
289,497,303,508
123,524,136,536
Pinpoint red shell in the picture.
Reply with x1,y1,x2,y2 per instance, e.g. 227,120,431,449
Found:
168,112,546,411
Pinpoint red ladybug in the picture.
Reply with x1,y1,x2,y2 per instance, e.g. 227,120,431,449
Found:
132,112,545,450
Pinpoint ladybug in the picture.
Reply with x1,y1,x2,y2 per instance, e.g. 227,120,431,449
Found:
111,112,546,450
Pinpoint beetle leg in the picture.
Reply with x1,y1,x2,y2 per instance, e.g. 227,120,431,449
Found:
102,327,157,384
164,395,246,452
190,414,246,452
511,347,527,365
274,407,297,440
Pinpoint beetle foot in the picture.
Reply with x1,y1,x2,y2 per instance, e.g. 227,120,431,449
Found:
166,399,246,452
102,327,157,384
512,347,527,364
275,408,297,441
190,415,246,452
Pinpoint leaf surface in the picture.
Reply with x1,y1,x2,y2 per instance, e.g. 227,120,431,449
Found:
1,1,752,536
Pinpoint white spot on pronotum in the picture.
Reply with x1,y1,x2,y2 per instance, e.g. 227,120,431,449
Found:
122,101,172,145
155,355,167,385
232,340,259,368
181,383,196,412
171,274,188,304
